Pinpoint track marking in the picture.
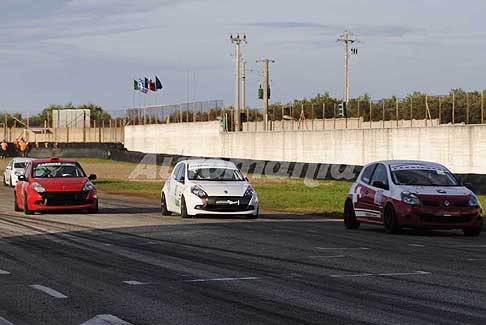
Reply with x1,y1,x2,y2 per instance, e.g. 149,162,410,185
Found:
449,245,486,248
309,255,345,259
182,276,260,283
0,316,14,325
466,258,486,261
123,280,147,285
0,269,11,275
315,247,369,250
81,314,133,325
330,271,431,278
408,244,425,247
29,285,68,299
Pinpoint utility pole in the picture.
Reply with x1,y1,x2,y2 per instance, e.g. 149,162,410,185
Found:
230,34,246,131
337,31,358,103
242,60,247,126
257,59,275,131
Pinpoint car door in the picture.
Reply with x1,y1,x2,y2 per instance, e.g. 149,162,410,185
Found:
367,163,390,219
173,163,186,213
17,162,31,207
354,164,378,219
166,164,181,212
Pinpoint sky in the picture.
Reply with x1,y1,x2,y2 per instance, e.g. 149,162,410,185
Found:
1,0,486,115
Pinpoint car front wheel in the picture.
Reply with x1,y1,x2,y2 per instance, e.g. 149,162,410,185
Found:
14,192,22,212
24,193,33,215
384,204,401,234
181,196,192,219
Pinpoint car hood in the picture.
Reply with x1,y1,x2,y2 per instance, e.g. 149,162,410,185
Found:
399,185,471,196
191,181,249,196
33,178,88,192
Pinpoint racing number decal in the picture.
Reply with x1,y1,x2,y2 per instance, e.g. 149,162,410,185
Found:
352,185,362,204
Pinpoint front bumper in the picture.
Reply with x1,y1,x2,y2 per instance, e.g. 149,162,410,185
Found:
27,190,98,211
187,194,259,215
396,203,482,229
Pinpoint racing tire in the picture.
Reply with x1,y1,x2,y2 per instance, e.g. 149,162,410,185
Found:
3,175,6,187
9,176,14,188
384,204,401,234
247,208,259,219
14,193,22,212
463,219,482,237
87,201,99,214
23,193,33,215
161,193,170,216
180,197,192,219
344,200,360,229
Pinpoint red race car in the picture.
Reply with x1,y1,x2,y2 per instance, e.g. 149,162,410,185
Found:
344,160,483,236
14,158,98,214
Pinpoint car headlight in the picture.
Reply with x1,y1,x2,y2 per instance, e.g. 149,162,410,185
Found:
467,195,481,208
83,181,96,192
244,185,254,198
32,182,46,193
191,185,208,198
401,191,421,205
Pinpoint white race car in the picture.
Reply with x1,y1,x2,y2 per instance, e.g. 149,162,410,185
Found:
161,159,259,218
3,158,35,187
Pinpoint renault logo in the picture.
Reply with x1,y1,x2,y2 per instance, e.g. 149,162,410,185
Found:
224,190,228,194
444,200,450,207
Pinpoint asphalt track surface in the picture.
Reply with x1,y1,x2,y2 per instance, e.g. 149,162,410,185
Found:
0,185,485,324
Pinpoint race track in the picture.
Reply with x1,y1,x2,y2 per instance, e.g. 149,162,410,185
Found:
0,185,485,324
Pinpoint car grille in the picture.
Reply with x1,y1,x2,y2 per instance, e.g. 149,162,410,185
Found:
420,196,470,208
197,196,252,212
419,214,473,224
39,191,90,206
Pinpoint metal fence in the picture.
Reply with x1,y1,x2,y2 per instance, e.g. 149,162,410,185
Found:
235,90,486,132
126,100,224,125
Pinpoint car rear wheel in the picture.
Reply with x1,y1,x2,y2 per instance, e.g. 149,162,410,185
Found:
344,200,360,229
463,219,482,237
161,193,170,216
9,176,13,188
23,193,33,215
181,197,191,219
3,175,6,186
384,204,401,234
14,192,22,212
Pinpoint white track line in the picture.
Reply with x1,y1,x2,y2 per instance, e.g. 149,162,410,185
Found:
0,269,11,275
330,271,431,278
29,285,68,299
315,247,369,250
0,316,14,325
408,244,425,247
182,276,260,283
123,280,147,285
81,314,133,325
308,255,345,259
467,258,486,261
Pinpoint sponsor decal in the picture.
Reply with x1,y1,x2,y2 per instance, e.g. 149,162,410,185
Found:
374,190,384,205
216,200,240,205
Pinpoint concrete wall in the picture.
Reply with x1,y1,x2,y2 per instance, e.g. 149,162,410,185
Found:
124,121,486,174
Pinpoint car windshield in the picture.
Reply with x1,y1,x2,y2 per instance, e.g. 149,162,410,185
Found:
392,168,459,186
188,167,244,181
14,162,27,169
32,162,86,178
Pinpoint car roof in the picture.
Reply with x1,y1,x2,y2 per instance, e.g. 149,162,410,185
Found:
29,158,78,164
181,159,237,169
367,160,446,169
11,158,36,163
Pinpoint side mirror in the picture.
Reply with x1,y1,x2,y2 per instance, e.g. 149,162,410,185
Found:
180,176,185,184
6,166,11,170
463,182,474,192
88,174,97,181
245,176,249,182
17,175,26,182
372,180,389,190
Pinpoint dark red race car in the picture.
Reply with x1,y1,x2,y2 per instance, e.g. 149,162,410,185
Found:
344,160,483,236
14,158,98,214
